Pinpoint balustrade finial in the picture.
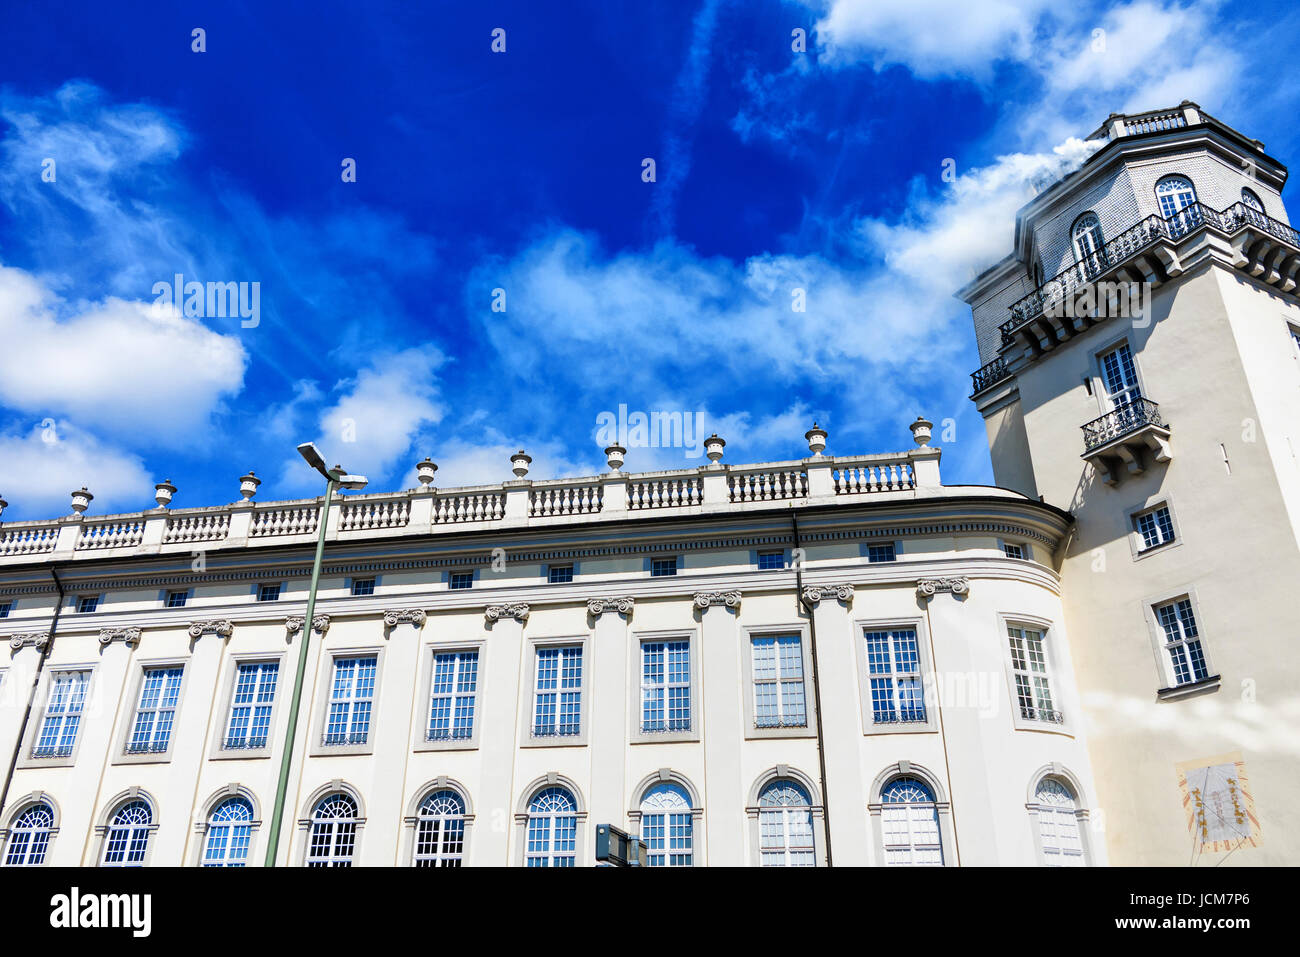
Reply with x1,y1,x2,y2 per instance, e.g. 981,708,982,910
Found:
511,450,532,478
416,457,438,487
909,417,934,448
239,471,261,501
705,434,726,465
70,487,93,515
154,479,177,508
0,495,7,520
805,422,828,456
604,445,626,472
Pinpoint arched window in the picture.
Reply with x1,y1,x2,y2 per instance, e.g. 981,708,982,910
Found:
307,793,358,867
4,802,55,866
101,800,153,867
881,777,943,866
758,780,814,867
1155,175,1198,217
414,789,466,867
640,783,693,867
525,786,578,867
1032,777,1087,866
1241,187,1264,213
202,797,254,867
1071,212,1105,264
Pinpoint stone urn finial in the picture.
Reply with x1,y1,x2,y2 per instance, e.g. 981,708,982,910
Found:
910,417,934,448
0,495,7,520
511,449,532,478
154,479,177,508
705,433,726,465
70,487,93,515
239,470,262,501
805,422,828,456
416,457,438,487
604,444,626,472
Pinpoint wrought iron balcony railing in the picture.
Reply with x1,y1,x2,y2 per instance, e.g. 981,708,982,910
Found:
872,709,928,724
223,736,269,750
125,740,171,754
322,731,370,747
1081,398,1165,452
970,355,1012,394
1002,202,1300,343
1020,706,1064,724
425,726,474,742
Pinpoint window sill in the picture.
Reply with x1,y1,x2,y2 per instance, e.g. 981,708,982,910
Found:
520,733,588,749
744,722,817,741
413,735,480,753
863,718,938,736
308,740,375,757
630,728,699,745
210,746,273,761
1157,674,1221,701
111,749,175,766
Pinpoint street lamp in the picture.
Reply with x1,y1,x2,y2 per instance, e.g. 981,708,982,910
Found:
263,443,367,866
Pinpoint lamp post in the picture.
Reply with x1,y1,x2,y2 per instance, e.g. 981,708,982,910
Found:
263,443,367,867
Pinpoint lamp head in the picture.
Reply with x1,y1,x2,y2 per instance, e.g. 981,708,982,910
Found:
337,474,369,491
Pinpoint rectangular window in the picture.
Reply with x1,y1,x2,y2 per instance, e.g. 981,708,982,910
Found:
867,543,896,563
350,578,376,597
751,635,807,728
448,571,474,591
1007,626,1060,723
224,661,279,749
1156,599,1209,686
532,645,583,737
0,600,11,618
257,583,281,602
126,667,185,754
77,595,99,613
757,550,784,570
1134,505,1176,551
1003,543,1026,560
33,671,89,757
650,557,678,577
323,655,377,745
1098,342,1141,408
864,629,926,724
427,650,478,741
547,565,574,584
165,590,188,608
641,640,691,732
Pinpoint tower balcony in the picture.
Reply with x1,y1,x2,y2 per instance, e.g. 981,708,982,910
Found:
996,202,1300,357
1080,398,1171,486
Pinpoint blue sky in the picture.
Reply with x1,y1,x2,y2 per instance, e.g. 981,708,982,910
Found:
2,0,1299,519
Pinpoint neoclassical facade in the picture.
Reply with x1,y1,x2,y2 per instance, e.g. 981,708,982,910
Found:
0,420,1101,866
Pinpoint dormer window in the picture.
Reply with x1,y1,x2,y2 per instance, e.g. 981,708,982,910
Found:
1155,175,1198,218
1071,212,1104,266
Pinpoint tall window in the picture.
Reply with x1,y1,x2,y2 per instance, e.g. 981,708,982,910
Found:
1156,175,1198,220
428,650,478,741
306,793,358,867
1033,778,1086,866
641,640,690,733
3,802,55,866
881,778,942,866
1008,625,1060,722
1241,187,1264,212
101,800,152,866
525,787,578,867
1155,598,1209,685
1071,212,1105,265
225,660,278,749
34,671,88,758
640,783,693,867
864,628,926,724
126,666,184,754
324,655,376,745
752,635,806,728
1098,342,1141,408
532,645,582,737
1134,504,1176,551
202,797,254,867
413,789,466,867
758,781,815,867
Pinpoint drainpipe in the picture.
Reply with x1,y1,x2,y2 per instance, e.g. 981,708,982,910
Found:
0,566,66,820
791,512,833,866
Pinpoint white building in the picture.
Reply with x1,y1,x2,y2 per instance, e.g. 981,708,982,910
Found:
0,421,1099,866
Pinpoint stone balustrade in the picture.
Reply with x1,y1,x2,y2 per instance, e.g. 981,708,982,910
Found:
0,423,944,564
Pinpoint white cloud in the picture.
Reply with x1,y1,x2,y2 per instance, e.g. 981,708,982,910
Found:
273,345,447,495
0,264,247,441
0,420,153,517
804,0,1056,78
